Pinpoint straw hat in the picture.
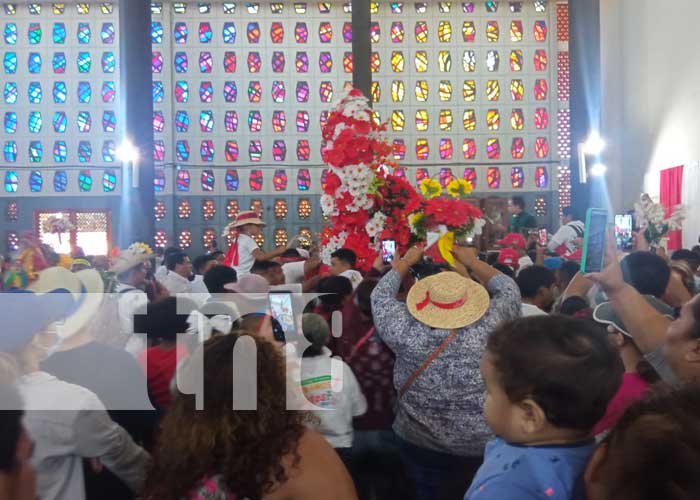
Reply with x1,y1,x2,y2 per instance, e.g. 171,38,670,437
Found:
407,271,490,329
225,211,266,232
110,243,153,274
27,267,105,339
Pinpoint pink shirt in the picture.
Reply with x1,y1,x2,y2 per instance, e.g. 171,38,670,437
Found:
593,372,649,436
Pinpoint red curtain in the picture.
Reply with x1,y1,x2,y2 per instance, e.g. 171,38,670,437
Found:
659,165,684,251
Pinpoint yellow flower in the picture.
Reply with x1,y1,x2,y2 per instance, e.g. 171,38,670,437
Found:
131,242,154,255
419,179,442,199
446,179,473,198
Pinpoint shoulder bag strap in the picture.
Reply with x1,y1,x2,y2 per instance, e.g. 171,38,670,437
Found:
398,329,459,400
347,326,377,362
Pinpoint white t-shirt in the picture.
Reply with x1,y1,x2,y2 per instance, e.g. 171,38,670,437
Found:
521,303,548,317
547,221,585,253
282,261,306,284
300,348,367,448
233,233,259,278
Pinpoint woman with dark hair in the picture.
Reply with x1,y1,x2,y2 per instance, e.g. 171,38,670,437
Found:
585,384,700,500
144,332,357,500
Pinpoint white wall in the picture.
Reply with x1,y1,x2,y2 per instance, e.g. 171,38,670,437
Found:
600,0,700,210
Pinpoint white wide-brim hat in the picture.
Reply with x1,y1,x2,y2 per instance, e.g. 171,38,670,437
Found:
406,271,490,330
110,250,152,274
27,267,105,338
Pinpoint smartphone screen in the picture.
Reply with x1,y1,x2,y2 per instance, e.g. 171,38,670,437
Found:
614,215,634,251
581,209,609,274
381,239,396,264
269,292,296,336
538,229,548,247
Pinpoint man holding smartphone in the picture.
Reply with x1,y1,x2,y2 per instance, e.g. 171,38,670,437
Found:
548,207,585,256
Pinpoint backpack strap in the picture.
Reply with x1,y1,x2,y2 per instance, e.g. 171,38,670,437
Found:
398,329,459,399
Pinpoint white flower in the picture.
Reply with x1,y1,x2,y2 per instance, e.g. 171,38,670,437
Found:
365,221,380,237
320,194,336,217
348,183,365,198
471,218,486,236
365,212,387,238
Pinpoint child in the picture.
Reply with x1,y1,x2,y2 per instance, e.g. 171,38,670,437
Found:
299,313,367,466
222,211,289,278
465,315,623,500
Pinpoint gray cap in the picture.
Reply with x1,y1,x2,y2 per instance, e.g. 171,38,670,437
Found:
593,295,675,337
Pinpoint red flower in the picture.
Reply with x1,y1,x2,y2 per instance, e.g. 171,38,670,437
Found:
324,170,342,194
354,120,371,136
322,148,346,168
424,198,482,228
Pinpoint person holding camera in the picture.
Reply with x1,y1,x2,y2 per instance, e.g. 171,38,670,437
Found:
370,245,520,500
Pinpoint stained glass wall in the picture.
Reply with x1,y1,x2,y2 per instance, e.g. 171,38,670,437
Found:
150,1,352,248
372,0,563,193
1,1,571,253
0,2,122,196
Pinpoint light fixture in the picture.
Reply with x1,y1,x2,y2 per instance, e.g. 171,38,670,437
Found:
590,163,607,177
583,132,605,155
116,139,139,162
116,139,140,188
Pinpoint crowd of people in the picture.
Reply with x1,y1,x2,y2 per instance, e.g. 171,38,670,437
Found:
1,201,700,500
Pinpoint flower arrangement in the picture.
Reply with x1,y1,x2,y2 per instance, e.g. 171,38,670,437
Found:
634,193,685,246
409,179,485,266
319,89,405,272
42,215,75,244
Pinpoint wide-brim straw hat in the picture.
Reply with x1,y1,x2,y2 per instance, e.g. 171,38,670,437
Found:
407,271,490,330
228,211,266,229
110,248,152,274
27,267,105,339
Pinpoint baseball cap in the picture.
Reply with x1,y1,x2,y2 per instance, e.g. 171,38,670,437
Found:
496,233,527,250
593,295,674,337
497,248,520,268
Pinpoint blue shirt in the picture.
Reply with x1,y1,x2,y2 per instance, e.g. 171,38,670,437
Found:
464,438,595,500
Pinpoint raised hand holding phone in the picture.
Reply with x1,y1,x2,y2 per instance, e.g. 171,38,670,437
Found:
580,208,609,274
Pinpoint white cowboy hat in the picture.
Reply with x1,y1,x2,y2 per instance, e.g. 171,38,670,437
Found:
406,271,490,330
110,244,153,274
27,267,105,339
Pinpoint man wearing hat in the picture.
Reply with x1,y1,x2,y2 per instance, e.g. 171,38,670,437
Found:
222,211,291,278
371,245,520,499
110,244,153,357
591,295,674,435
0,268,151,500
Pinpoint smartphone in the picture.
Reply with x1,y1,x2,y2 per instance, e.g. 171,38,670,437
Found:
269,292,296,336
581,208,609,274
614,214,634,251
538,229,548,247
381,239,397,264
